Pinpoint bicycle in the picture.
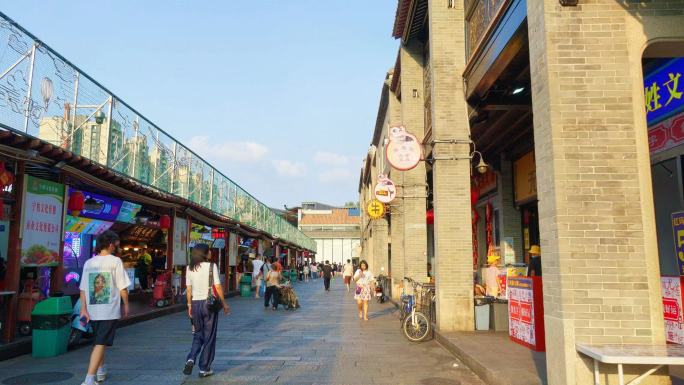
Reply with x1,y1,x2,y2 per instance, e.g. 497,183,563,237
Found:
401,277,434,342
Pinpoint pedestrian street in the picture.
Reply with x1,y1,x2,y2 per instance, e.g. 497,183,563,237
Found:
0,278,484,385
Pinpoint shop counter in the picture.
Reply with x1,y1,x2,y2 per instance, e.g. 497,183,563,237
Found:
508,276,544,351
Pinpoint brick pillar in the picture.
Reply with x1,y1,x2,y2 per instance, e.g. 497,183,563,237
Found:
427,0,473,331
527,1,671,384
400,41,428,283
372,218,389,276
389,174,405,301
498,157,523,262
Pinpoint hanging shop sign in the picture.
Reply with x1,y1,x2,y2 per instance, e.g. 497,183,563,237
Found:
68,188,123,222
662,276,684,345
672,211,684,276
20,176,65,267
374,174,397,203
64,215,113,235
124,225,159,242
386,126,422,171
514,151,537,204
366,199,385,220
644,57,684,127
173,216,189,266
508,277,545,351
115,201,142,224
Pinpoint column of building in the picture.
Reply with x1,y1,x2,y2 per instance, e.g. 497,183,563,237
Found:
527,1,674,383
497,156,523,262
427,0,474,331
399,41,429,284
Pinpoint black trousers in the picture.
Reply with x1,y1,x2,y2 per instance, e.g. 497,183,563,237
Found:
324,277,331,290
264,286,280,308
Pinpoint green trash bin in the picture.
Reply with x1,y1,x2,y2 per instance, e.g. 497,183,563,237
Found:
240,274,252,297
31,297,71,358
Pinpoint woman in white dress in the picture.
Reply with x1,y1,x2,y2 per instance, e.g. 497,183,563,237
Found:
353,260,374,321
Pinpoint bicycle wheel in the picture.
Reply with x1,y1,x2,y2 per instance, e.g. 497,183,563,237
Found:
402,311,431,342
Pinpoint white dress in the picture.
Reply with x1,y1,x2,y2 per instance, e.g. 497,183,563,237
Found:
354,269,374,301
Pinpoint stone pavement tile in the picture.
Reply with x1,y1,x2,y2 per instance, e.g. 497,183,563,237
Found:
0,279,485,385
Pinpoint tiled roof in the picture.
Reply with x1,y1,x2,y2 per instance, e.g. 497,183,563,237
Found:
300,208,361,225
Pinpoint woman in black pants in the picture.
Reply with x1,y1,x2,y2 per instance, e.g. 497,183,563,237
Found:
264,257,282,310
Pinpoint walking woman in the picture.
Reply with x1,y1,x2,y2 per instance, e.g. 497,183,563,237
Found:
303,263,310,283
183,244,229,378
353,260,374,321
264,257,282,310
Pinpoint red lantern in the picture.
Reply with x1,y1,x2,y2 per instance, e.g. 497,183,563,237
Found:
68,190,85,216
159,215,171,230
471,188,480,207
426,209,434,225
0,162,13,189
472,209,479,225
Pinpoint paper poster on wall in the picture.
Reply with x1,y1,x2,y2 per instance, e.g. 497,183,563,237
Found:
20,176,65,266
509,278,535,346
173,217,189,265
662,276,684,345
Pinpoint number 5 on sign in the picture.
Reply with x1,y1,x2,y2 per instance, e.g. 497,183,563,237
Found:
671,212,684,275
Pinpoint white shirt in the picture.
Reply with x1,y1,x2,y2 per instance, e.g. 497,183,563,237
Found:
252,259,264,278
343,263,353,277
354,269,374,286
186,262,221,301
80,254,131,321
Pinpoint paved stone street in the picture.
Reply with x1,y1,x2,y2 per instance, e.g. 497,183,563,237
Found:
0,278,484,385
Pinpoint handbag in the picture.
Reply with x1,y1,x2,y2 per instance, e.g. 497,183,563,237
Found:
205,263,223,313
259,279,266,297
355,286,363,295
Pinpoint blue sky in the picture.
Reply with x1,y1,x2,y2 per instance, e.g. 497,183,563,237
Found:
2,1,398,208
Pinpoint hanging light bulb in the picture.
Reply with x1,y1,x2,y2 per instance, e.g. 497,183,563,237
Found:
40,77,53,108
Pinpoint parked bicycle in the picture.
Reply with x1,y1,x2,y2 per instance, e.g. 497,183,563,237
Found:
400,277,434,342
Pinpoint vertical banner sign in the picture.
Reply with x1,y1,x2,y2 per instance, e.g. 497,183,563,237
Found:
508,277,545,351
20,176,65,266
228,233,238,266
661,276,684,345
672,211,684,275
173,217,189,266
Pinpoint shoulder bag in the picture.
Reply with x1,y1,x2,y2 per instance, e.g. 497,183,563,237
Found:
206,263,223,313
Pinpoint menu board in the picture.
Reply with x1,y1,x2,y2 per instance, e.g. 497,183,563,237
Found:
20,176,64,266
116,201,142,223
64,215,113,235
124,225,159,242
662,276,684,345
69,188,123,222
508,277,545,351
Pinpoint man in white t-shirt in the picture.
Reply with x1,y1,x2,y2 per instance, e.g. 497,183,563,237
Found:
79,231,130,385
343,259,354,292
251,255,265,299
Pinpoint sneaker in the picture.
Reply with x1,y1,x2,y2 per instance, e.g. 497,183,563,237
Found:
96,371,106,382
199,370,214,378
183,359,194,375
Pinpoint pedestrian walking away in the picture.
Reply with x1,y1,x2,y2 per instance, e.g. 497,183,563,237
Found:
303,263,310,283
264,257,282,310
311,263,318,280
322,260,333,291
353,260,374,321
343,259,354,292
183,244,230,378
252,254,265,299
79,231,131,385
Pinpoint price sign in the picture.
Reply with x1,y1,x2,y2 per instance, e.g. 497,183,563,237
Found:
366,199,385,220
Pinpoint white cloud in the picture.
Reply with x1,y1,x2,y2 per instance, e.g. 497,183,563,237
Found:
272,160,307,177
319,168,354,183
314,151,351,166
188,136,269,163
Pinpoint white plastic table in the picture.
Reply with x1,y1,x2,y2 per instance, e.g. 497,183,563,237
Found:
577,343,684,385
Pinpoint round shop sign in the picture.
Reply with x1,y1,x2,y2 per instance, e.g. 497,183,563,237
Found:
374,174,396,203
366,199,385,220
386,126,422,171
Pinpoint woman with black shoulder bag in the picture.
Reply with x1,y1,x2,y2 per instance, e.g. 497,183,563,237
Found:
182,244,230,378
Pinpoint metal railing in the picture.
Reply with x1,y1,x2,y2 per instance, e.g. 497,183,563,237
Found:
0,12,315,251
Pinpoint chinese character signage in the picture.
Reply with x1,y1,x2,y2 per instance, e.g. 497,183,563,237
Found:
20,176,65,266
645,58,684,127
514,151,537,204
366,199,385,220
648,113,684,155
661,276,684,345
671,211,684,275
509,277,545,351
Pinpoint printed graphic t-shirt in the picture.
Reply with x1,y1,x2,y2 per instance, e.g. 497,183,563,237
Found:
79,254,131,321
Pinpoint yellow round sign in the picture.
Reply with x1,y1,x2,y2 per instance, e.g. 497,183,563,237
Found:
366,199,385,219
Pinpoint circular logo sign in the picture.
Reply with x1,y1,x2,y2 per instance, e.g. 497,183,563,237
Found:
386,126,422,171
366,199,385,220
374,174,396,203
